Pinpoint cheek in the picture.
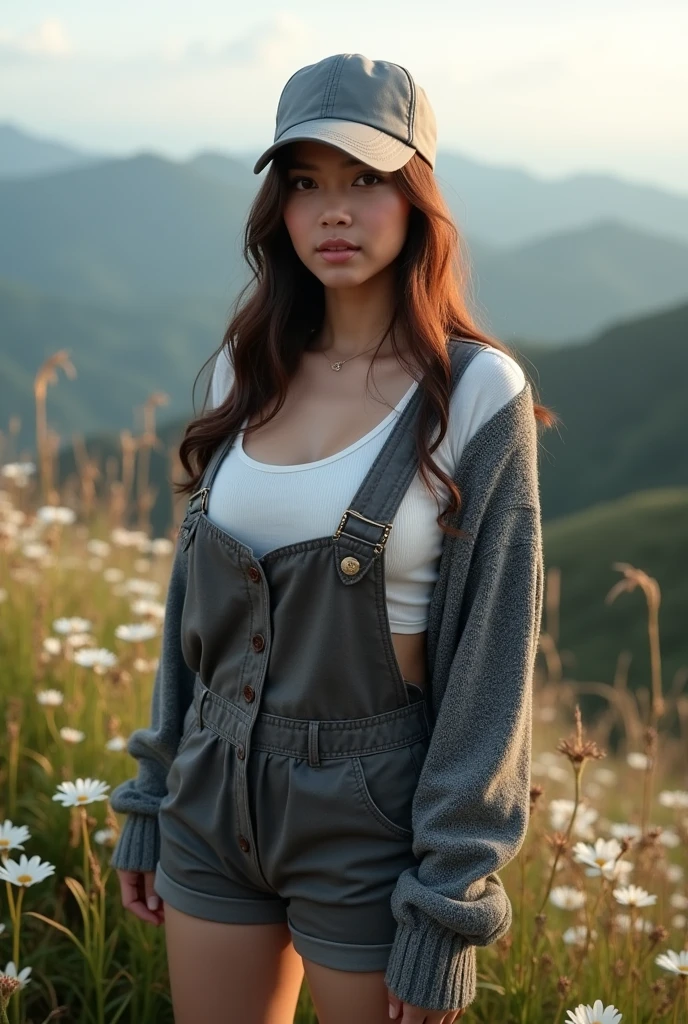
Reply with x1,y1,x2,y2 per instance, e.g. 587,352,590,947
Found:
365,195,410,252
282,201,308,250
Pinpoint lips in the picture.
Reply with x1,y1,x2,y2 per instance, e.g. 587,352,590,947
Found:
316,239,360,251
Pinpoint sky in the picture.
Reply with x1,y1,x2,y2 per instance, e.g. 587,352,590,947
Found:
1,1,687,194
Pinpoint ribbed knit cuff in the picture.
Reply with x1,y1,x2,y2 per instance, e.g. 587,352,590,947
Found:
109,813,160,874
384,920,477,1012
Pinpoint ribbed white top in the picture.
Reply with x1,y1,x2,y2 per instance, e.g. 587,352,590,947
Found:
207,345,526,633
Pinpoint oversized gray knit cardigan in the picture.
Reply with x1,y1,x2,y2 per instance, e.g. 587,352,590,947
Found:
109,376,544,1012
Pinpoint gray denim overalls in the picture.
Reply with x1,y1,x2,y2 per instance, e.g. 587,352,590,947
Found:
154,338,487,971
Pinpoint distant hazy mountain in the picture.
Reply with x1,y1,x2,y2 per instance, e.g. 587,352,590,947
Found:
2,148,687,342
0,121,106,179
519,299,688,520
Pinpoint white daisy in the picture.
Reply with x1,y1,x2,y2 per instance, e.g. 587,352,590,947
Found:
22,542,49,560
657,829,680,849
129,598,165,621
114,622,158,642
671,914,686,930
614,913,652,934
565,1001,622,1024
669,893,688,910
105,736,127,752
603,859,633,882
103,567,124,583
1,461,36,480
1,960,32,989
626,752,651,770
573,838,622,877
64,633,95,650
654,949,688,975
121,578,161,597
613,885,657,908
36,689,64,707
592,768,617,787
110,527,149,549
550,886,586,910
93,828,117,846
41,637,62,656
53,616,92,635
150,537,173,556
549,799,599,838
609,822,642,842
52,779,110,807
133,656,159,673
665,864,684,884
59,727,85,744
0,854,55,887
658,790,688,810
563,925,597,946
0,820,31,853
36,506,76,525
86,539,111,558
73,647,118,669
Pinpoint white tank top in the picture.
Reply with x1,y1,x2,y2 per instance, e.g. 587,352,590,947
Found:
206,346,526,633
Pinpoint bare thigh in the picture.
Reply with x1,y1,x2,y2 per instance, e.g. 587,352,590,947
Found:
164,902,305,1024
303,959,391,1024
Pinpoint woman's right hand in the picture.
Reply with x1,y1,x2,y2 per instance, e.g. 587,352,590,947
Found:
116,869,165,926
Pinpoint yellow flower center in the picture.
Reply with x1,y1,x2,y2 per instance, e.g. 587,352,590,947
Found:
679,965,688,974
595,857,606,866
17,874,32,884
0,840,9,847
77,795,89,802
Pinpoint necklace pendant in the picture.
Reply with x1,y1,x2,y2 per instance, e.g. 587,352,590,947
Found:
331,362,344,371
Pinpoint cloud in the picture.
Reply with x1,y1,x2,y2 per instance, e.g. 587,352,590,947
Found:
168,14,316,71
0,19,72,64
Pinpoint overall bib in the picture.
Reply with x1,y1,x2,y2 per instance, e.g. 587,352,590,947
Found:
154,338,487,971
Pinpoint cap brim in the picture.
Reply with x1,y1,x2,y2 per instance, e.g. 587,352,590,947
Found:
253,119,416,174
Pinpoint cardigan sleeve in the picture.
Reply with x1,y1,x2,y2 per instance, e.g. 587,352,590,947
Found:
384,388,544,1012
109,538,196,873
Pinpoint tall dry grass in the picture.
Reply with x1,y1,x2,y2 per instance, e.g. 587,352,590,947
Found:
0,357,686,1023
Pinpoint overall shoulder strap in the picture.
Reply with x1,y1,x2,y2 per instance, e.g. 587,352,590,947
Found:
333,337,489,584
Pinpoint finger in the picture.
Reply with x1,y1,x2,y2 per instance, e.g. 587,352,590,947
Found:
117,871,163,925
143,871,162,914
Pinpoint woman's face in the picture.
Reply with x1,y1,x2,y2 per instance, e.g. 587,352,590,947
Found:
281,140,411,288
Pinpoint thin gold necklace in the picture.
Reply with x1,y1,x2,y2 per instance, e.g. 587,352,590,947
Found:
315,340,384,372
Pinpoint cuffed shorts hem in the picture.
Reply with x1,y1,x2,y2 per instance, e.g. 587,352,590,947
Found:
288,920,392,972
154,862,288,925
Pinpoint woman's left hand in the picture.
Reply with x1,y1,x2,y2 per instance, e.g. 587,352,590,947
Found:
387,993,466,1022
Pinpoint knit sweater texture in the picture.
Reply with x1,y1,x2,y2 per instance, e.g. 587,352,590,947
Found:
109,372,544,1012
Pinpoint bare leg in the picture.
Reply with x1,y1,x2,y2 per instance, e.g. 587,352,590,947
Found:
302,959,390,1024
164,902,305,1024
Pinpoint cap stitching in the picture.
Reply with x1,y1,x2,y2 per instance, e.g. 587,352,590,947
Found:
397,64,416,144
324,55,346,118
320,55,342,118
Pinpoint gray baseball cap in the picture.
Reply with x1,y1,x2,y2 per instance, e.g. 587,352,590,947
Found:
253,53,437,175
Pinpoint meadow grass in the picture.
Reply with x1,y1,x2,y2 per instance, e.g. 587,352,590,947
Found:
0,470,686,1023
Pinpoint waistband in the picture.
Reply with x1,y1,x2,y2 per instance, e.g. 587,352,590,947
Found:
189,676,430,763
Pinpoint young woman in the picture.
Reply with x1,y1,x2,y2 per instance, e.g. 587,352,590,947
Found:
110,53,553,1024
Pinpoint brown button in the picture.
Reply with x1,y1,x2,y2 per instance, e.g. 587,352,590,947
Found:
341,555,360,576
236,744,245,760
247,566,260,582
243,685,255,703
251,634,265,652
238,835,250,852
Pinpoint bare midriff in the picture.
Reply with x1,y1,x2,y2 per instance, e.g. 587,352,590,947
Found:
242,347,428,692
393,630,428,693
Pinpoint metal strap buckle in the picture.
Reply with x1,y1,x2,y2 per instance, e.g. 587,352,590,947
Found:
333,508,393,556
188,486,210,514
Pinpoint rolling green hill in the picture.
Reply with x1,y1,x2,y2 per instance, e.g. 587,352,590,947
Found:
541,487,688,700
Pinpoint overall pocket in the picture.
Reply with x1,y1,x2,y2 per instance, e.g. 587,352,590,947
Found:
351,739,427,840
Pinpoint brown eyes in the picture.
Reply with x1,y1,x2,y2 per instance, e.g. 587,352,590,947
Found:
288,173,384,191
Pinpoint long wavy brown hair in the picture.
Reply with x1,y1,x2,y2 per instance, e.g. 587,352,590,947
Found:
175,144,557,538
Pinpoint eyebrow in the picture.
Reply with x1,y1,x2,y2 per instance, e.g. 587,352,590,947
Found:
286,156,371,171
